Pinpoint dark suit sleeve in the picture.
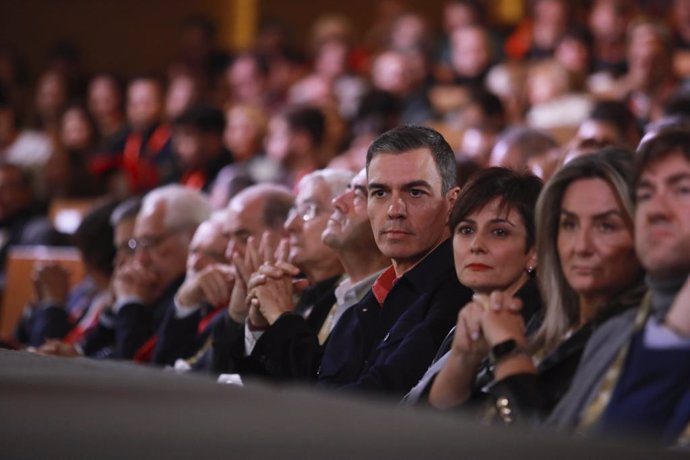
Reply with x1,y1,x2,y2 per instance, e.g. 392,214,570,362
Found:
114,302,153,360
81,322,115,358
14,304,71,347
210,313,245,374
152,307,203,366
249,313,322,382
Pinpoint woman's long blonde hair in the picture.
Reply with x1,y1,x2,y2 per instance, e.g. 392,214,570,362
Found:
531,148,637,354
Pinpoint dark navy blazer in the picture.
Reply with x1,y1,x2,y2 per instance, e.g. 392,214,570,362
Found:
317,239,472,397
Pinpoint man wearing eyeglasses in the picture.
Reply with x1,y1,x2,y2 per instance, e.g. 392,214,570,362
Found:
211,169,351,378
110,184,212,361
236,168,390,381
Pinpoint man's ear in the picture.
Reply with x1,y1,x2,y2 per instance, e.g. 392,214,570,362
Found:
446,186,461,207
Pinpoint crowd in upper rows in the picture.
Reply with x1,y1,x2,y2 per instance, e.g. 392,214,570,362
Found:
0,0,689,451
1,0,690,208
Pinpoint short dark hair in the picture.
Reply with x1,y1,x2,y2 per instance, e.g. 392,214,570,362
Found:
589,100,641,144
173,104,225,134
467,88,506,131
449,167,542,251
73,200,119,276
366,125,458,194
634,128,690,195
285,105,326,147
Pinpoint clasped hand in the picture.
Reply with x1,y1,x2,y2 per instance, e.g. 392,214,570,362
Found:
452,291,527,366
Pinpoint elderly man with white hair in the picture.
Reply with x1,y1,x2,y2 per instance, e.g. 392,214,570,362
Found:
111,184,212,361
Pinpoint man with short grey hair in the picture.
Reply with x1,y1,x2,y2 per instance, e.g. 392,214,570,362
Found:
111,184,211,361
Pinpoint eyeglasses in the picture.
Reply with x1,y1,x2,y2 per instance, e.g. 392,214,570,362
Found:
287,203,322,222
127,228,182,253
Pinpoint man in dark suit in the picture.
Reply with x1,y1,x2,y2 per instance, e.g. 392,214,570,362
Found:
241,168,390,381
110,184,212,361
151,211,230,366
212,169,351,378
317,125,473,397
156,183,294,368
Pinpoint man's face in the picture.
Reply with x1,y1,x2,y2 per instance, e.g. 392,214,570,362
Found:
451,27,490,78
127,80,163,131
284,177,340,270
367,148,457,274
228,57,265,103
323,169,374,251
88,77,120,119
132,202,190,293
264,116,293,164
173,126,204,170
187,220,228,278
635,150,690,279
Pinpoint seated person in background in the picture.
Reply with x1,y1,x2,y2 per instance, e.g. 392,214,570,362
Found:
213,169,350,379
447,24,494,88
261,105,329,189
111,185,211,361
0,163,65,293
87,73,126,142
524,59,592,130
208,183,294,372
16,200,119,348
152,211,231,366
369,50,432,125
172,104,233,194
207,103,267,209
453,89,507,186
243,168,390,381
622,20,679,125
575,100,641,150
37,198,141,359
317,125,473,397
0,86,53,180
404,167,543,405
489,126,560,180
560,100,641,166
547,128,690,446
90,76,178,195
429,149,645,424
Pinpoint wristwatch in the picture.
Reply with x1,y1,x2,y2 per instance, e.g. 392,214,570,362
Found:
488,338,524,366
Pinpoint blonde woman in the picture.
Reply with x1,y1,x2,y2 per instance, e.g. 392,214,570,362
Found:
429,149,645,424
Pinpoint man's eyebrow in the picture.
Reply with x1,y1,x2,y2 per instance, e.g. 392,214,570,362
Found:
401,180,433,190
354,184,367,194
667,172,690,186
367,182,388,190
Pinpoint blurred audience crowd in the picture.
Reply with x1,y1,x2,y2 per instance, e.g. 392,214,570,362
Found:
1,0,690,450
